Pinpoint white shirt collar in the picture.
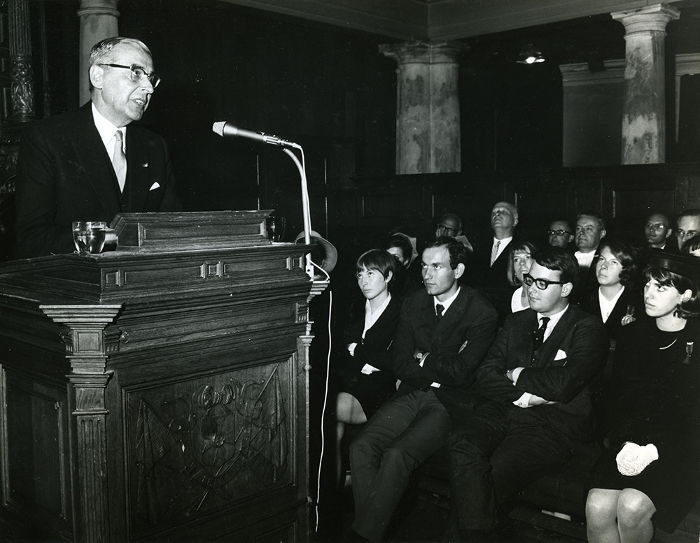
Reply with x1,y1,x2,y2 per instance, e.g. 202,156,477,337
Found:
598,286,625,323
363,293,392,339
574,250,597,268
537,304,569,342
92,103,127,147
434,286,461,314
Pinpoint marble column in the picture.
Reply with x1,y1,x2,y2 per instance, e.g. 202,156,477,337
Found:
380,41,466,174
77,0,120,106
612,4,679,164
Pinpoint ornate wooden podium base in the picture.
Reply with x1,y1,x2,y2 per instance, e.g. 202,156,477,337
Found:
0,211,323,542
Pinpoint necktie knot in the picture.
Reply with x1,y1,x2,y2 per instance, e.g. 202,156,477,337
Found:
436,304,445,322
532,316,550,351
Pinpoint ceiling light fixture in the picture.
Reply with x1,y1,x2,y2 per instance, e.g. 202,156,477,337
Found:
517,44,545,64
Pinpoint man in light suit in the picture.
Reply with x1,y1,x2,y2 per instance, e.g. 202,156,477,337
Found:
447,247,608,541
348,237,498,542
15,37,182,259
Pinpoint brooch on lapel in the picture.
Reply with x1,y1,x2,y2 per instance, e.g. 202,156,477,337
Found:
682,341,693,365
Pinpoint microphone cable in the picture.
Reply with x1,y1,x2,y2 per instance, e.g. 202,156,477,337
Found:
305,259,332,534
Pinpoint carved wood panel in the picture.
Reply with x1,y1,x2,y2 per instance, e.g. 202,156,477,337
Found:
124,357,297,539
0,367,72,538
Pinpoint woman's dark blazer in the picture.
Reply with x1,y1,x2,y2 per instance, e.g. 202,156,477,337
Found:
580,285,644,340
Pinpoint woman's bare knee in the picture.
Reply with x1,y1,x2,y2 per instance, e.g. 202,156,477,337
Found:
617,488,655,528
586,488,620,527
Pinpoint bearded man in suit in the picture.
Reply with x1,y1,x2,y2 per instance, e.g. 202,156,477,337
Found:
348,237,498,542
447,247,608,541
15,37,182,259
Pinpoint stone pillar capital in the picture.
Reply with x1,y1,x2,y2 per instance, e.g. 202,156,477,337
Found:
77,0,119,18
611,4,680,35
380,41,468,66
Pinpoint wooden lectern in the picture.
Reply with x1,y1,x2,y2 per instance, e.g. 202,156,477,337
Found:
0,211,323,542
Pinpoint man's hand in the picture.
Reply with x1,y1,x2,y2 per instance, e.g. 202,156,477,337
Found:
527,394,557,406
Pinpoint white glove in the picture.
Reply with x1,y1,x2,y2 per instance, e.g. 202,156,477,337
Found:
616,442,659,476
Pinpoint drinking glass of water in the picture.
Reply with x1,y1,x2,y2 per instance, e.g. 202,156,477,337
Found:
72,222,88,255
72,221,107,255
85,222,107,254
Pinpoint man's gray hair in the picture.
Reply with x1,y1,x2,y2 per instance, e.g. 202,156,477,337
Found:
89,37,152,67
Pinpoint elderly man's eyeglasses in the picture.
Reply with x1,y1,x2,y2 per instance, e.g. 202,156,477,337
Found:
547,229,572,237
437,224,456,235
99,63,161,88
523,273,566,290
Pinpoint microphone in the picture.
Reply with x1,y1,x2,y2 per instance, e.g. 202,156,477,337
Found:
212,121,301,149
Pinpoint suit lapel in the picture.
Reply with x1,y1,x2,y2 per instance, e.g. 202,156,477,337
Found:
433,287,468,339
125,127,152,212
72,104,122,219
536,305,574,365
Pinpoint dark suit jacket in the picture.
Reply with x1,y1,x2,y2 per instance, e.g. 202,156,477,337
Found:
579,285,644,340
341,296,402,374
467,237,518,321
15,102,182,258
573,248,601,303
476,305,608,442
392,286,499,413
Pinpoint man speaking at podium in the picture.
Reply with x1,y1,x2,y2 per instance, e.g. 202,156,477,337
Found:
15,37,182,259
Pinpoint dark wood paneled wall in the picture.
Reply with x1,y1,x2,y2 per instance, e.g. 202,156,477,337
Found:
328,163,700,276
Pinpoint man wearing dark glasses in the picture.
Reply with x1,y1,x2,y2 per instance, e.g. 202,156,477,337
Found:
16,37,182,258
547,219,574,250
445,247,608,541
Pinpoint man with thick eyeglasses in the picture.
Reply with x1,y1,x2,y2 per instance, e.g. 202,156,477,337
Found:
445,247,608,541
15,37,182,258
547,219,574,250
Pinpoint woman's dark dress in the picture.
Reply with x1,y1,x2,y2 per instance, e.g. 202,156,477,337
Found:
336,296,401,420
589,317,700,532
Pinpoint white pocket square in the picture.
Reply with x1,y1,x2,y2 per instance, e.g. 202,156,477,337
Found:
554,349,567,361
149,182,161,191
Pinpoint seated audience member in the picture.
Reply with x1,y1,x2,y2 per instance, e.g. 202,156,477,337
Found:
682,235,700,257
580,240,644,340
470,201,520,318
436,212,473,252
383,233,421,301
547,220,574,250
348,237,498,542
506,240,538,313
586,252,700,543
644,212,674,252
674,209,700,252
574,211,607,300
447,247,608,541
334,250,401,487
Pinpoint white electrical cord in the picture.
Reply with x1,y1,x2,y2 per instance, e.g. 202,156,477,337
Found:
314,275,332,533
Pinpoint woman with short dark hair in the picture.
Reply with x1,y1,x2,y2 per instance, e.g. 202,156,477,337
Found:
333,249,401,486
586,253,700,543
